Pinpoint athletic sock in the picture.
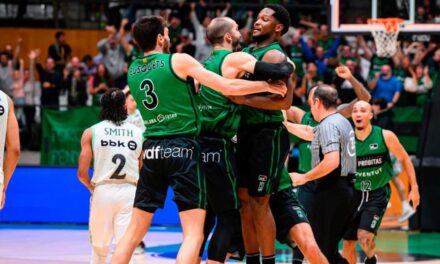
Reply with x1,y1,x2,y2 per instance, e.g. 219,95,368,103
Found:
246,252,261,264
262,254,275,264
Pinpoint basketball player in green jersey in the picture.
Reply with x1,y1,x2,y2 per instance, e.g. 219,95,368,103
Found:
231,5,296,264
197,17,294,263
342,101,420,264
111,16,287,264
0,90,20,210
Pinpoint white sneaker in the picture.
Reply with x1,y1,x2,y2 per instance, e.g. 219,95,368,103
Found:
398,202,415,223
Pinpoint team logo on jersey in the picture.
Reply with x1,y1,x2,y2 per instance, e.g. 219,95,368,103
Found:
143,58,148,63
257,175,267,192
371,215,380,229
369,143,379,150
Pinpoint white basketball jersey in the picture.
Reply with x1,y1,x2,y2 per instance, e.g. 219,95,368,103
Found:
91,120,143,186
0,91,9,185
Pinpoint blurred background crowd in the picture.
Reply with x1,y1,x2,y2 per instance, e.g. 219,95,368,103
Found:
0,0,439,151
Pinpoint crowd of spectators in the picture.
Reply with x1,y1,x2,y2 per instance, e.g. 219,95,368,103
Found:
0,1,439,151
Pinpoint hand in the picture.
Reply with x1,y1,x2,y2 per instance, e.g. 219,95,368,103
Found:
190,2,196,10
408,188,420,211
105,25,116,34
387,102,394,109
63,68,69,79
121,18,129,27
374,72,380,79
335,65,353,80
28,49,38,60
290,172,307,187
423,66,429,76
247,10,253,17
43,82,51,89
267,80,287,96
17,37,23,44
225,2,231,10
19,58,24,65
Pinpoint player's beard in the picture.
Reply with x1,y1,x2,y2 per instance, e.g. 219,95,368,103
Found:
232,36,241,52
252,32,271,44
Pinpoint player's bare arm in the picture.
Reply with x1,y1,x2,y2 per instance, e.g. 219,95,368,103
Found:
336,66,372,118
229,49,295,110
222,51,293,80
285,106,306,124
1,97,20,209
290,151,340,186
283,122,314,141
78,128,94,193
172,53,287,96
383,129,420,210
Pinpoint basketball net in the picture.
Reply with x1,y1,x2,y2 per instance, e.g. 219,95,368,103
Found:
367,18,404,58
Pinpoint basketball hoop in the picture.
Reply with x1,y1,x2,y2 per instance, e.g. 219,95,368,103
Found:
367,18,404,58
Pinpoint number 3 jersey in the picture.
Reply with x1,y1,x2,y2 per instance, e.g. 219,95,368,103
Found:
91,120,143,186
355,126,394,191
128,53,201,138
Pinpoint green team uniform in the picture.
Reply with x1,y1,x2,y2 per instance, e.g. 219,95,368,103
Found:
236,42,290,197
197,49,241,213
286,44,305,78
128,53,206,213
344,126,392,240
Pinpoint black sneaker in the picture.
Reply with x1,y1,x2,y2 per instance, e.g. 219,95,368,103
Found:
364,255,377,264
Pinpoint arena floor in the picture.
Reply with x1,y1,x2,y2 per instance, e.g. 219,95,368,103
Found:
0,225,439,263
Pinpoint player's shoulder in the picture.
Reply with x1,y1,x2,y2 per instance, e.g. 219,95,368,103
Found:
261,49,286,63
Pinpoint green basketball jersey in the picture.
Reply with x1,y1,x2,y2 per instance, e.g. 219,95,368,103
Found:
128,53,201,138
241,42,286,126
298,111,319,173
286,45,304,78
277,167,292,191
197,49,241,139
355,126,394,191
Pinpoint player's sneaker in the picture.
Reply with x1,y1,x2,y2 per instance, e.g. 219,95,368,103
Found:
133,241,145,255
364,254,377,264
398,202,415,223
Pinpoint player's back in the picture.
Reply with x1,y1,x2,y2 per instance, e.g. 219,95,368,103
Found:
128,53,201,138
91,120,143,186
0,90,9,183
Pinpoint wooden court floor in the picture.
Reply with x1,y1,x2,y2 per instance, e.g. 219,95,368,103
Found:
0,225,439,263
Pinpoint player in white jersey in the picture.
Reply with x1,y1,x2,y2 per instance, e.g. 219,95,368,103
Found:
78,88,143,264
0,90,20,209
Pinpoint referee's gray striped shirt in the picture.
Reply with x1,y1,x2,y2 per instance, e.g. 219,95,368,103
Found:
311,113,356,177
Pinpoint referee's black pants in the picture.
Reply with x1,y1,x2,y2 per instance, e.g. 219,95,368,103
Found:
311,177,357,264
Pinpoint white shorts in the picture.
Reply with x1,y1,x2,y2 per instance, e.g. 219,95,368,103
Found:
89,183,136,248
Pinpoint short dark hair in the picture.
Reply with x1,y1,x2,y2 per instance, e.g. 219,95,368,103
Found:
312,84,338,109
55,31,65,39
371,98,387,110
265,4,291,35
100,88,127,125
206,17,234,45
133,16,166,52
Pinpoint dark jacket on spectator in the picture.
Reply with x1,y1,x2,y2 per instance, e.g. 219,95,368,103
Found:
37,63,61,107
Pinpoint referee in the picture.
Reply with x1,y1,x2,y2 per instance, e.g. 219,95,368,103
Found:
290,84,357,264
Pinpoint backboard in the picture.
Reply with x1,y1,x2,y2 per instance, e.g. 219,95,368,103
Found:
330,0,440,35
